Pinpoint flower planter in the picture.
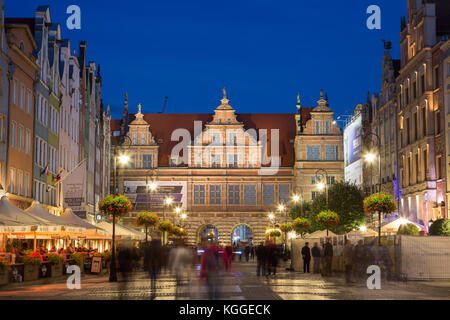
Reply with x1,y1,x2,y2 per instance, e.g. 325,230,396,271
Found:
51,263,63,278
24,265,40,281
0,268,9,285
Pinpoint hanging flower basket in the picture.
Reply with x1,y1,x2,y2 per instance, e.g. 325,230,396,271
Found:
363,192,396,214
279,223,293,233
99,195,133,217
293,217,311,231
158,221,174,233
172,226,187,237
136,212,159,227
316,210,339,227
269,229,281,237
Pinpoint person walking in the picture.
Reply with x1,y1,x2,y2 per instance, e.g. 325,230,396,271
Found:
352,240,365,280
343,240,354,284
117,246,132,300
323,238,333,276
199,243,228,300
144,238,163,300
301,242,311,273
255,242,266,276
168,240,193,299
250,245,255,260
267,242,278,277
311,242,321,274
244,245,250,262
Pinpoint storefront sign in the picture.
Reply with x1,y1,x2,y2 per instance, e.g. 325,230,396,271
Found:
63,160,87,219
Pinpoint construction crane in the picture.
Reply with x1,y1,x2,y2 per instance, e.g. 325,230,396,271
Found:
159,96,168,113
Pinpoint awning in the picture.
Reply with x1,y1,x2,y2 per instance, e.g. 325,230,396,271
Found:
304,229,338,238
25,201,86,234
0,196,52,233
96,221,145,240
59,208,108,237
381,218,424,232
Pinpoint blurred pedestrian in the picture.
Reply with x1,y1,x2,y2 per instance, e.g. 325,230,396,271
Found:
266,242,279,277
352,240,365,280
225,245,233,269
199,243,227,299
301,242,311,273
169,240,193,299
250,245,255,260
255,242,266,276
144,239,163,299
323,238,333,276
244,245,250,262
117,246,132,300
311,242,321,273
343,240,354,284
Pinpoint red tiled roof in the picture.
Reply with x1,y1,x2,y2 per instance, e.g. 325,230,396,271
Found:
111,111,313,167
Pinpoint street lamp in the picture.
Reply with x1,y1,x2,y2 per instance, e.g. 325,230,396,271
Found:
111,134,132,282
315,169,329,209
364,131,382,244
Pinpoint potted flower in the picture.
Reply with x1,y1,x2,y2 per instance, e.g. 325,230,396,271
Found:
0,258,9,285
136,211,159,243
47,253,64,278
293,217,312,238
70,253,84,273
158,220,174,233
269,229,281,238
316,210,339,236
364,192,396,243
23,255,42,281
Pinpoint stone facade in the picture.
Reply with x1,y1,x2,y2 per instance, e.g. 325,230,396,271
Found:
111,89,343,246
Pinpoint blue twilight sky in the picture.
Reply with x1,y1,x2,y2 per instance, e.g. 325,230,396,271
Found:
6,0,406,120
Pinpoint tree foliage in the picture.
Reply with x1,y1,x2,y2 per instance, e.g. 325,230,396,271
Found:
429,219,450,236
397,223,420,236
310,181,365,234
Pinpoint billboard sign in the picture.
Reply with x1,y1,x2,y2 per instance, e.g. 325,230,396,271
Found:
63,160,87,219
123,180,187,211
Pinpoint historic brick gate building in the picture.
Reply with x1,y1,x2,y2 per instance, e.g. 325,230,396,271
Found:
110,89,344,246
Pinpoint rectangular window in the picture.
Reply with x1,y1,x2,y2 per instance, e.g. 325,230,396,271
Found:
311,176,317,185
423,149,428,180
307,145,320,160
315,121,320,134
244,185,256,205
194,185,205,204
228,133,237,145
437,156,443,179
210,185,221,204
10,168,15,194
311,191,319,200
406,118,410,144
413,112,418,141
412,81,417,100
13,80,18,105
25,172,30,197
422,107,426,137
326,145,338,161
18,126,24,152
415,153,419,181
228,185,240,204
20,85,25,110
279,184,290,204
169,157,177,167
132,133,137,144
211,154,221,168
0,114,4,142
212,132,221,145
142,154,152,168
27,90,32,114
421,74,425,95
25,129,31,154
436,111,441,134
405,87,409,105
327,176,336,185
11,121,16,148
128,154,136,168
228,154,238,168
17,170,23,196
263,184,274,205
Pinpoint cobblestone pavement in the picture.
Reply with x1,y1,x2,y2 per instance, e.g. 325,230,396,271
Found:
0,261,449,300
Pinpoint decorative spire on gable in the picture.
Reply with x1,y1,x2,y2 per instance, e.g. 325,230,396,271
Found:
313,89,332,112
296,92,301,112
130,103,148,125
209,87,242,125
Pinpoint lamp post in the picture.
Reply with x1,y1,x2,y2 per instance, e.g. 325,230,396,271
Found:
315,169,329,209
364,131,382,238
162,197,173,244
145,180,157,244
110,135,132,282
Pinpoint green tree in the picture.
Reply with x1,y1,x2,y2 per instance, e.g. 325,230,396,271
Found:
310,181,365,234
288,201,312,220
